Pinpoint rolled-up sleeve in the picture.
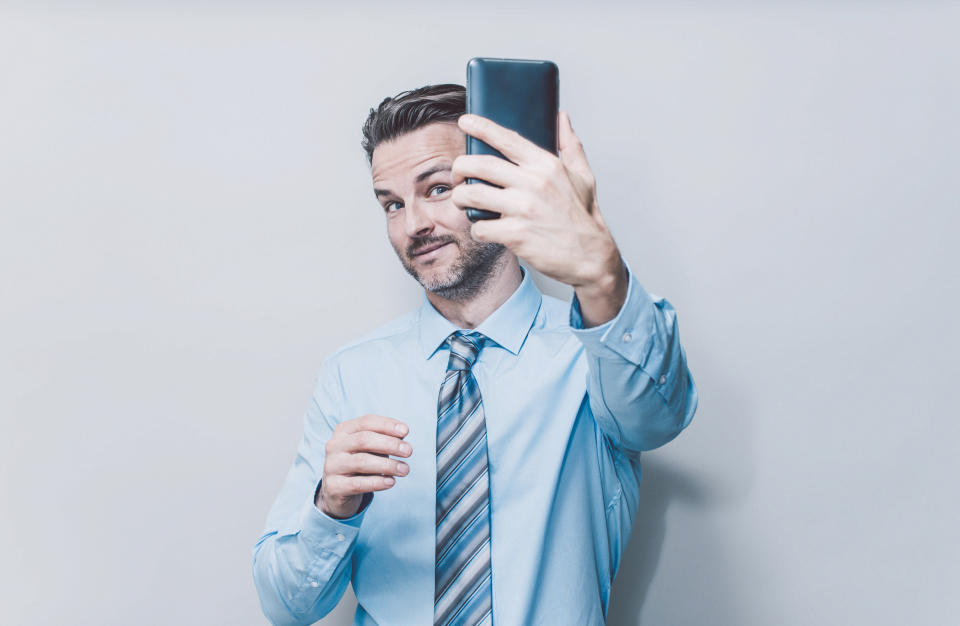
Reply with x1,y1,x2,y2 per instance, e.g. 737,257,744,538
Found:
570,258,698,452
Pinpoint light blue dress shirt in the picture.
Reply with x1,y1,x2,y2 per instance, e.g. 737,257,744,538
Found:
252,261,698,625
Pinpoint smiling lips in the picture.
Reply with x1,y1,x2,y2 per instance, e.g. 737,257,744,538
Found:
413,241,452,257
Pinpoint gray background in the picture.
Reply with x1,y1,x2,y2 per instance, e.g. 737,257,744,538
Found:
1,2,957,625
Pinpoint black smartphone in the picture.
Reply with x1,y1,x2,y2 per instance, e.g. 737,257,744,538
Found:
464,57,559,221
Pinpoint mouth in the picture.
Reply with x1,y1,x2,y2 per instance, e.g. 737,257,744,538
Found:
412,241,453,258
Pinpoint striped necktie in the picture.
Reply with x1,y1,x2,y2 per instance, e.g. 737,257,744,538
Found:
434,331,494,626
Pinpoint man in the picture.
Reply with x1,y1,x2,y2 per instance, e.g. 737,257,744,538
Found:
252,83,698,626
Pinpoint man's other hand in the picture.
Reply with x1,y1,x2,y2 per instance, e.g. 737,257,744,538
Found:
317,414,412,519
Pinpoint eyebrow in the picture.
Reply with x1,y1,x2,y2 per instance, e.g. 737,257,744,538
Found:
374,164,451,198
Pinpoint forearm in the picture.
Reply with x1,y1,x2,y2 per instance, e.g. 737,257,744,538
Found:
571,259,699,452
252,532,351,626
253,365,372,626
252,484,371,625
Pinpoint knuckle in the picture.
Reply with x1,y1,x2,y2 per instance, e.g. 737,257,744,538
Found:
358,431,374,450
520,194,537,216
370,459,387,476
324,474,341,496
534,175,551,195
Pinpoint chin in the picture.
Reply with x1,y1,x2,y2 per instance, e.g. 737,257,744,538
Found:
420,269,459,290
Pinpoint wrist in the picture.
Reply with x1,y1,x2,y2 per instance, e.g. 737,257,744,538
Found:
573,254,628,329
574,251,626,300
316,479,362,519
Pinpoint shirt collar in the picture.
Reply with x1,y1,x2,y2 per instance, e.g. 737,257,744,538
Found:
418,266,543,360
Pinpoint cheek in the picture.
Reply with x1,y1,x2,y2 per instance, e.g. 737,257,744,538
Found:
437,201,473,233
385,220,406,251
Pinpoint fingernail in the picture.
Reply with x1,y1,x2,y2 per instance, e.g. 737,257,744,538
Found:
396,462,408,475
395,423,407,435
399,442,412,455
383,476,395,486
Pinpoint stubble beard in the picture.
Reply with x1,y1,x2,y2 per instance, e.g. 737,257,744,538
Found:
397,234,507,302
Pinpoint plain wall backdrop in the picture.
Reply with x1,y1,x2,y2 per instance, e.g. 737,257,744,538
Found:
1,2,957,625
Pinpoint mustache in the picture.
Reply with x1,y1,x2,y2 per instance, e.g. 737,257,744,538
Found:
408,236,456,257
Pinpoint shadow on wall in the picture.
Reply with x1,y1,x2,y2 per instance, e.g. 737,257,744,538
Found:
605,458,712,625
606,343,755,625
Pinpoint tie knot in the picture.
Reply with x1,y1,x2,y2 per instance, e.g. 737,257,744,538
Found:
445,331,485,371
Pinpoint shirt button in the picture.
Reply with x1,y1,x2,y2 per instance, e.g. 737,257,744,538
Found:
659,375,667,384
335,533,345,542
622,332,632,342
310,580,319,588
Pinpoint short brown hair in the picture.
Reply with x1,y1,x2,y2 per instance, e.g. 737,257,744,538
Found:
361,83,465,165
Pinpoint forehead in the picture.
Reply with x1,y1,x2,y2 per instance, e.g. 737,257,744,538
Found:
371,122,465,187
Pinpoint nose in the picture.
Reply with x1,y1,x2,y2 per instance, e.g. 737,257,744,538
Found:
403,198,434,238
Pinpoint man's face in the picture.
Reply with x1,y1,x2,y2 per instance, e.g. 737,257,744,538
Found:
371,122,506,301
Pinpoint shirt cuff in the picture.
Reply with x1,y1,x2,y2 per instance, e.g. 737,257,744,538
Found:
569,257,658,364
297,479,372,558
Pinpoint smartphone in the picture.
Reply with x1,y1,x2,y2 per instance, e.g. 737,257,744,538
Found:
464,57,559,221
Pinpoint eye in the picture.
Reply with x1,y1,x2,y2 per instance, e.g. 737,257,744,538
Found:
428,184,450,197
384,200,402,213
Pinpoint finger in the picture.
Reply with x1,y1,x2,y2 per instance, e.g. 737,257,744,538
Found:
342,430,413,457
458,114,555,167
469,215,525,248
338,414,409,438
557,110,593,181
451,154,528,189
451,181,521,217
325,473,398,496
329,452,410,478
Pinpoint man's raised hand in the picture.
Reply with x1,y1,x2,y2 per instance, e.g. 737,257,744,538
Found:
450,111,623,293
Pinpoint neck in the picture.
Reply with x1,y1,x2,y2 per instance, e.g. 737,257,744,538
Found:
426,255,524,329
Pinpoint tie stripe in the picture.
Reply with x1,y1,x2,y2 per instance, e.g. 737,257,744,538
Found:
437,374,481,445
435,545,492,625
435,331,493,626
437,408,485,484
437,461,488,549
438,370,473,416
